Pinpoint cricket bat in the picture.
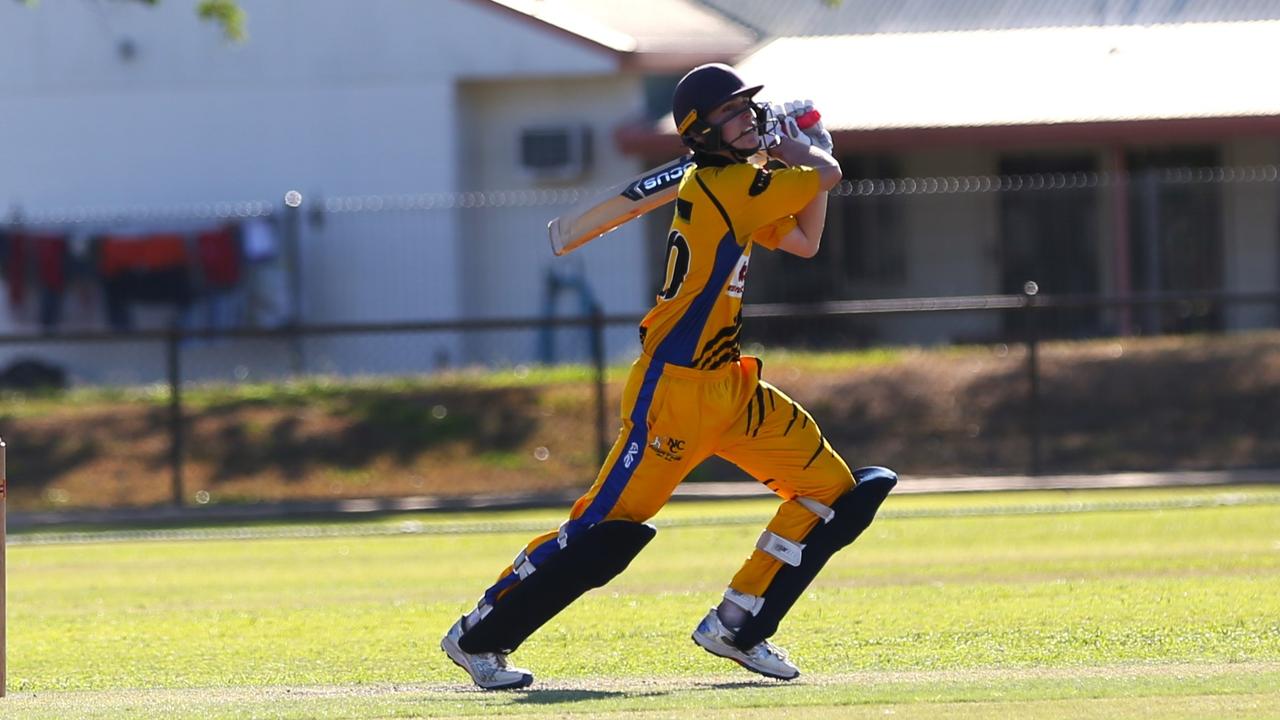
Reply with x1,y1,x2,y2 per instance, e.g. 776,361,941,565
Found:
545,102,816,256
548,154,694,256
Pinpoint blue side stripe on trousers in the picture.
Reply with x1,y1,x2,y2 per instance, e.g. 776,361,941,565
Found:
481,359,665,605
571,359,666,530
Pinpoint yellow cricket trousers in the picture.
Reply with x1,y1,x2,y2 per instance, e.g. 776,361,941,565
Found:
481,352,855,606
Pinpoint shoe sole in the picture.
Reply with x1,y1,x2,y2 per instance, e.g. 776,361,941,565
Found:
691,632,800,681
440,636,534,690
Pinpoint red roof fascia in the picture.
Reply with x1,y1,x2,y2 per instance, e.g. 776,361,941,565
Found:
616,114,1280,157
831,115,1280,151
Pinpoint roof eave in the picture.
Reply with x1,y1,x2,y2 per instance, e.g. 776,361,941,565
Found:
470,0,758,74
463,0,627,68
618,50,750,73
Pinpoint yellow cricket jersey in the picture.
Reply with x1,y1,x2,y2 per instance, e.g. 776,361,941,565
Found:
639,158,820,370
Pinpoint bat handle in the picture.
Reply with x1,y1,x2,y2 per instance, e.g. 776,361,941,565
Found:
796,109,822,131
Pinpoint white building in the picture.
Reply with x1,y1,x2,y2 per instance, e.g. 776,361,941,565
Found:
0,0,753,383
620,2,1280,344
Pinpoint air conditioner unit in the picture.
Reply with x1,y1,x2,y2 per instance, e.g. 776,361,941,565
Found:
520,125,592,182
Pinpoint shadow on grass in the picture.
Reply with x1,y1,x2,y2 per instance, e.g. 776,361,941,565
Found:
513,689,624,704
509,677,783,705
692,679,794,690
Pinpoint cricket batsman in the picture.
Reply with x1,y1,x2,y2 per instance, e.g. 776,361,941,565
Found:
442,63,897,689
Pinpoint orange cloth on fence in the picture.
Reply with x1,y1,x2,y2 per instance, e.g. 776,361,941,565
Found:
99,234,188,278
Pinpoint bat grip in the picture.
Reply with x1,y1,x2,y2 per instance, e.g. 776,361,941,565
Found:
796,110,822,130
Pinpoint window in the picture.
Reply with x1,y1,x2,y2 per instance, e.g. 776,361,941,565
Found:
832,155,906,286
519,126,592,182
998,153,1101,338
1125,146,1223,334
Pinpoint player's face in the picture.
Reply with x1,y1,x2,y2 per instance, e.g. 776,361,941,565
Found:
709,96,759,152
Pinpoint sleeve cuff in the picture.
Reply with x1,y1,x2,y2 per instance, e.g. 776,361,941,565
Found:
751,216,798,251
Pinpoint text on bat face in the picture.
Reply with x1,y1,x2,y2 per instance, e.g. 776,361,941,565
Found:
625,161,696,200
642,163,694,192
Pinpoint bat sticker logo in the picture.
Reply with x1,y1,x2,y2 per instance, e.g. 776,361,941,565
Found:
623,157,696,201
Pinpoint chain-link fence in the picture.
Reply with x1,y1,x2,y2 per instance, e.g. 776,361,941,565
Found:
1,165,1278,511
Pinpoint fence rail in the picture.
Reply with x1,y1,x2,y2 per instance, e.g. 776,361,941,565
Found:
3,287,1279,507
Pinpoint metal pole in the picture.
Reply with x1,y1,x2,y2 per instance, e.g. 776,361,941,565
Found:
1,436,7,697
282,191,305,373
166,328,185,507
1024,282,1042,476
589,304,608,468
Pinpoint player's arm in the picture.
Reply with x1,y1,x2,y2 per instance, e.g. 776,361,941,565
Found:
767,136,841,258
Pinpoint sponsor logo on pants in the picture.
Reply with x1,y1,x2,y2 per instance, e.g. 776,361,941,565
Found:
649,435,686,462
623,441,641,468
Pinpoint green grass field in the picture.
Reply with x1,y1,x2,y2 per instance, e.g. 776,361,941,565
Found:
6,486,1280,718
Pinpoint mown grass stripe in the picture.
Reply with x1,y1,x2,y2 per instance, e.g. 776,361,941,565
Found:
11,492,1280,546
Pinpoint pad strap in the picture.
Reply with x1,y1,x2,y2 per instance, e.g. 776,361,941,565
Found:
756,530,804,566
458,520,657,655
796,496,835,524
513,550,537,579
464,601,493,631
732,467,898,651
724,587,765,615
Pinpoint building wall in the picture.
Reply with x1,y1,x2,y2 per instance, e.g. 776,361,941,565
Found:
457,76,650,366
0,0,614,207
841,139,1280,345
876,148,1001,344
0,0,626,381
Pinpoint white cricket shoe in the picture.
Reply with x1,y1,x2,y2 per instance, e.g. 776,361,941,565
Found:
440,616,534,690
691,608,800,680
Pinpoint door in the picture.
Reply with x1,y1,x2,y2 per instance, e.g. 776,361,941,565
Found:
1126,147,1223,334
999,153,1101,338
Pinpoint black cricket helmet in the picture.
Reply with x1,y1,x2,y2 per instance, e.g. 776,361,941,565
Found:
672,63,767,157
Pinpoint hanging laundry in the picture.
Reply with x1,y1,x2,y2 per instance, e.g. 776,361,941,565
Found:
242,217,279,261
99,232,188,277
185,223,246,334
98,232,194,331
241,217,291,328
196,224,242,289
2,230,26,310
33,234,68,330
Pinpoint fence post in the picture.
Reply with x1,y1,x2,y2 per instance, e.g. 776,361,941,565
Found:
166,326,185,507
1023,281,1042,477
1,435,7,697
282,191,305,373
589,304,609,468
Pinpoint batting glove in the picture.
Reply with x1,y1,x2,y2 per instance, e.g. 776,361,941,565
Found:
784,99,834,155
769,103,804,145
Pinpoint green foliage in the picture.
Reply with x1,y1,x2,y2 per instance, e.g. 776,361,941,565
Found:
13,0,246,42
5,488,1279,717
196,0,246,42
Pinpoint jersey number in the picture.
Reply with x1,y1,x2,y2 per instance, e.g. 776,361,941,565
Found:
658,230,691,301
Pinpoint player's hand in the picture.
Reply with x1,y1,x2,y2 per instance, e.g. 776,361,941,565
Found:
769,103,804,146
784,99,834,155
